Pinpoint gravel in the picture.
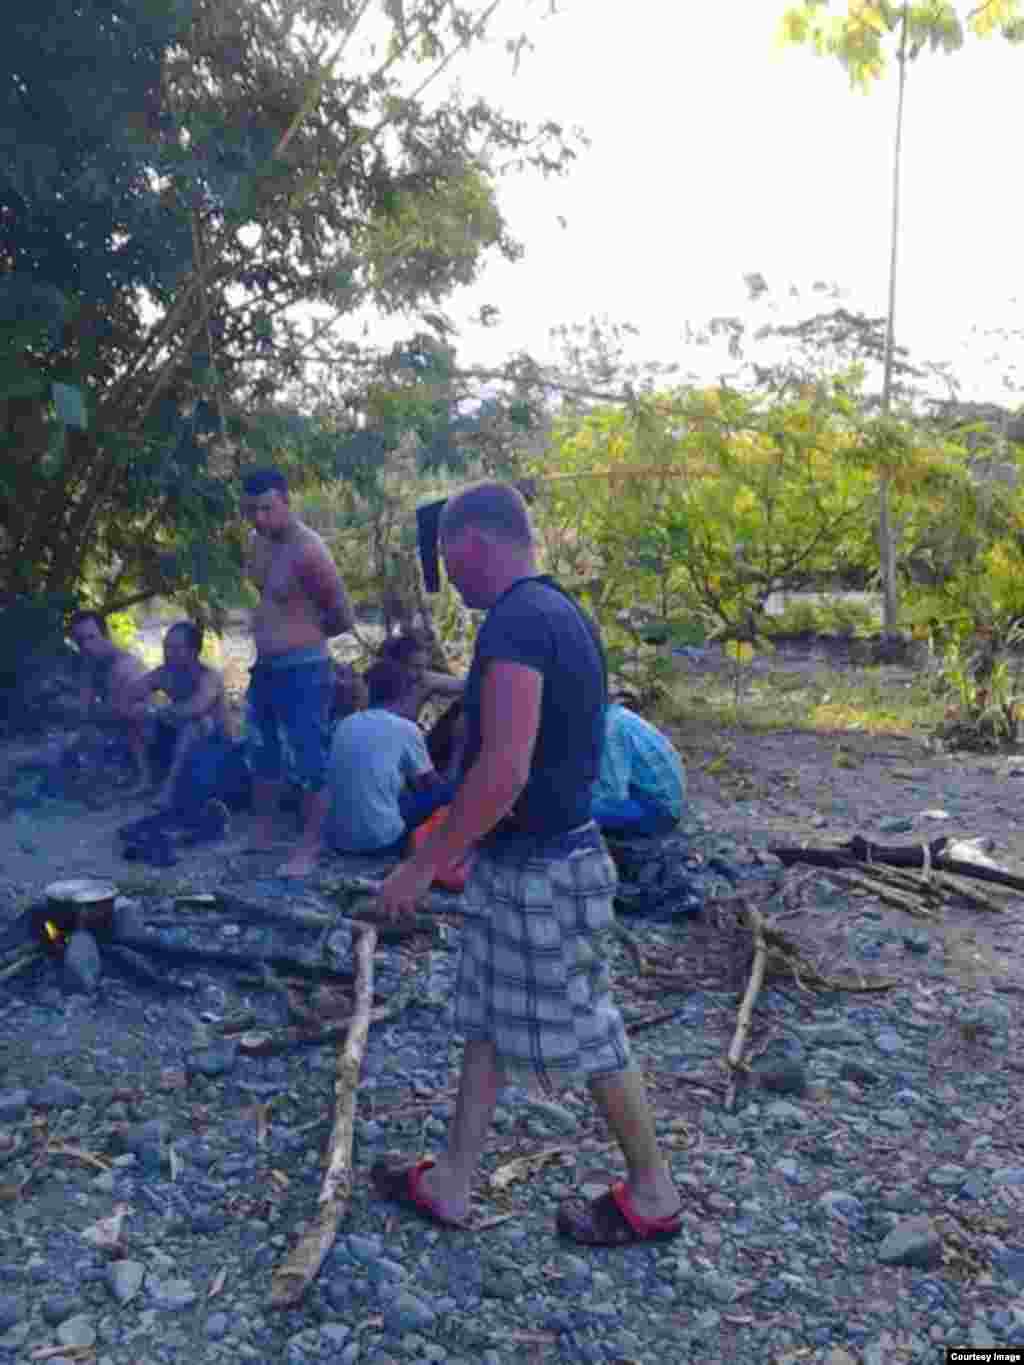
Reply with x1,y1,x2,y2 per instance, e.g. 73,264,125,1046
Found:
0,818,1021,1365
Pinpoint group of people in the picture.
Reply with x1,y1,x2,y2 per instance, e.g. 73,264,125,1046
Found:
65,469,691,1246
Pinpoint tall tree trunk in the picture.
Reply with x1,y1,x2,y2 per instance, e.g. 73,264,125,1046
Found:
878,5,910,637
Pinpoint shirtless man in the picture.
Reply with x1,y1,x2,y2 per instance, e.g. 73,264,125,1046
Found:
67,610,151,787
242,467,355,876
125,621,230,807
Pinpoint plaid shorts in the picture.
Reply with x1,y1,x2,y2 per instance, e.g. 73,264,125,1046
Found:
454,828,631,1089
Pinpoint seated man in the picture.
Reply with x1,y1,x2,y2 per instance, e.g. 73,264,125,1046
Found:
591,698,686,838
326,659,455,855
331,660,369,729
379,632,466,780
378,632,464,716
125,620,230,807
66,610,151,787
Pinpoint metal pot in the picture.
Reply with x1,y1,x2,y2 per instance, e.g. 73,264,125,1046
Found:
35,879,118,951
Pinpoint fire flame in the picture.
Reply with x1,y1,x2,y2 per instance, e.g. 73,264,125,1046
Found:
43,920,63,944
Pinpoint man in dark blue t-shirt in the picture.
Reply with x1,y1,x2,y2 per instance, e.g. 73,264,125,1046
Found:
372,482,682,1247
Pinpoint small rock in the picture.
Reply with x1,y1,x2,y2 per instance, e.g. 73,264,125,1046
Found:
877,1215,943,1269
120,1119,166,1175
0,1297,21,1332
30,1076,85,1110
0,1090,29,1121
819,1190,865,1223
41,1296,79,1327
929,1165,969,1188
874,1029,903,1055
185,1040,238,1078
147,1277,198,1310
62,929,102,994
919,809,950,822
383,1289,437,1332
753,1057,807,1097
107,1260,145,1305
877,817,914,834
56,1314,97,1348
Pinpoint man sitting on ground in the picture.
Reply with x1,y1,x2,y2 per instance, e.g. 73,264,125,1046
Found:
66,610,151,788
591,696,686,838
379,633,466,778
325,659,455,855
124,621,230,807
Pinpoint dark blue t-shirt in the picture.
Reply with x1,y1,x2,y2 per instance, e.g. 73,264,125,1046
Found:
460,576,606,838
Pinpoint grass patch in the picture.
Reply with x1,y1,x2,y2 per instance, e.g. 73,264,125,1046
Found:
656,663,945,741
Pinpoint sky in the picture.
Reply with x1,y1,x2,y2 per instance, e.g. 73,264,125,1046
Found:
398,0,1023,403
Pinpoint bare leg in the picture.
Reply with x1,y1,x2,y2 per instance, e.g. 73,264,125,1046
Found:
123,715,153,791
587,1064,679,1219
416,1039,503,1222
248,776,284,850
277,786,329,877
152,720,199,808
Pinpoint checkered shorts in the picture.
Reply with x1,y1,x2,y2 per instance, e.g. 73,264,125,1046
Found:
454,833,631,1089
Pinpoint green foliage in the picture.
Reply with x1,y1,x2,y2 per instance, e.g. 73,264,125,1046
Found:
768,596,879,638
0,0,579,611
104,611,138,651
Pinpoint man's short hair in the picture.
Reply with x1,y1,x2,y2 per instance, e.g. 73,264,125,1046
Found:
364,658,416,708
439,481,533,549
68,610,108,638
378,632,426,667
167,620,203,656
242,467,289,498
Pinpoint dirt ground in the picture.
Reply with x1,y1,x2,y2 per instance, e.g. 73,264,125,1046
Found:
2,643,1023,995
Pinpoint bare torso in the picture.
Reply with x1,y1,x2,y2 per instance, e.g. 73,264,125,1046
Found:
248,521,337,657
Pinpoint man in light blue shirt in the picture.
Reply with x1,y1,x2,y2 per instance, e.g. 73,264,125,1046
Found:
326,660,454,854
591,701,686,837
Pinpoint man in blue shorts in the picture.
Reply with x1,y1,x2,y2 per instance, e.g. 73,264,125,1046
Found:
242,467,355,877
372,482,682,1245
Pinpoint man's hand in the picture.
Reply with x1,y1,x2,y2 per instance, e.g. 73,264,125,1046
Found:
374,856,437,919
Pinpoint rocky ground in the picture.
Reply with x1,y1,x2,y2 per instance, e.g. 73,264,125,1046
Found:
0,647,1022,1364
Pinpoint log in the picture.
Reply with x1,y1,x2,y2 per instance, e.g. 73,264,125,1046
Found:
269,921,377,1308
725,904,767,1112
770,835,1024,894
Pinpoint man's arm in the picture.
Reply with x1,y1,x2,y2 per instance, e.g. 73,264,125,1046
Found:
406,660,540,869
79,654,150,728
296,540,356,639
420,668,465,700
122,665,165,710
165,666,224,723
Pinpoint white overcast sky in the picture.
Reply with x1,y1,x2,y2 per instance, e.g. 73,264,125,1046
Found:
402,0,1024,402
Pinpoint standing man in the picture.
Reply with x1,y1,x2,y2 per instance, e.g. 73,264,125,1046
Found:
67,610,151,788
242,467,355,877
371,482,682,1246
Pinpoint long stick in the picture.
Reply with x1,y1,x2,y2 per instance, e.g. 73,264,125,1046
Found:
725,905,767,1111
269,921,377,1308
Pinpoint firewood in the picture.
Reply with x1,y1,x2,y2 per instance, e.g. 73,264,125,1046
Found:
725,903,767,1111
269,922,377,1308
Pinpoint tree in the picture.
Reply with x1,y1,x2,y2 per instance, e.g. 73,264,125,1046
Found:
777,0,1024,635
0,0,580,613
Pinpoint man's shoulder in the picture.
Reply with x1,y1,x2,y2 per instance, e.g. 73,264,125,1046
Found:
294,521,332,560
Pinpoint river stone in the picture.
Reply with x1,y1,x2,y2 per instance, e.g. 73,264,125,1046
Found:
30,1076,85,1110
0,1089,29,1121
121,1119,166,1175
56,1314,97,1348
107,1260,145,1305
147,1277,198,1310
877,1216,943,1269
753,1057,807,1096
185,1039,238,1078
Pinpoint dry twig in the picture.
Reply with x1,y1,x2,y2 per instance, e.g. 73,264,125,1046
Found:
269,922,377,1308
